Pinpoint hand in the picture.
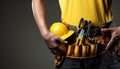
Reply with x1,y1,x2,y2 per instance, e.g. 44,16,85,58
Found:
101,27,120,50
42,32,68,55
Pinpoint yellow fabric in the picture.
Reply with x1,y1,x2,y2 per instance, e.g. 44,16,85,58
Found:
59,0,113,27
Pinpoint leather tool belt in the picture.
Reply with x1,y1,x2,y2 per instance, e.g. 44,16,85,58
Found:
54,18,107,67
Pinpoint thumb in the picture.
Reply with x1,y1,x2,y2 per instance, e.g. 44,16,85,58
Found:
105,36,114,50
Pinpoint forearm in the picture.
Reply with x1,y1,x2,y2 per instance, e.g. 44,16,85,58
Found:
32,0,48,37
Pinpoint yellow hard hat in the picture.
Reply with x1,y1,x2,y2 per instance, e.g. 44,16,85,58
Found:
49,22,74,40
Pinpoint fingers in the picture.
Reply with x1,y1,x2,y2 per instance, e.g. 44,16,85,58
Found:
105,36,114,50
54,36,68,45
101,28,112,33
51,48,66,55
58,38,68,45
101,28,114,51
48,41,65,55
105,33,118,50
49,41,66,56
48,35,67,55
101,28,112,38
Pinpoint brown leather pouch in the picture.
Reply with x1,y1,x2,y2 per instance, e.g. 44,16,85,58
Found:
54,56,65,67
111,41,120,62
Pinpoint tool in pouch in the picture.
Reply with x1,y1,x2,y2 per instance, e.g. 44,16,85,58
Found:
73,18,87,57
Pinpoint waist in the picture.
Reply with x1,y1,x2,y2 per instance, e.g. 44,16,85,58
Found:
62,15,113,27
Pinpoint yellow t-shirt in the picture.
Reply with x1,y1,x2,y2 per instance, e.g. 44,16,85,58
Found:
59,0,113,27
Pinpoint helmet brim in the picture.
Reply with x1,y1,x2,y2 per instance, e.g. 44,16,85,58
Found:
61,30,75,40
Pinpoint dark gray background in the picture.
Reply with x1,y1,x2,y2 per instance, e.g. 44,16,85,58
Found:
1,0,120,69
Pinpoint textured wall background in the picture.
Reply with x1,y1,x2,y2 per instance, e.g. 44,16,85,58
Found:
1,0,120,69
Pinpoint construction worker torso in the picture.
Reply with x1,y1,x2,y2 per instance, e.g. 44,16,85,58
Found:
59,0,113,27
51,0,114,66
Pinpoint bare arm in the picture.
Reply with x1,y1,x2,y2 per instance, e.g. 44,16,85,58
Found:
32,0,67,55
32,0,48,37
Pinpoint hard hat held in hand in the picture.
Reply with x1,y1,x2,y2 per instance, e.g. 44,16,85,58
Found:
49,22,74,40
